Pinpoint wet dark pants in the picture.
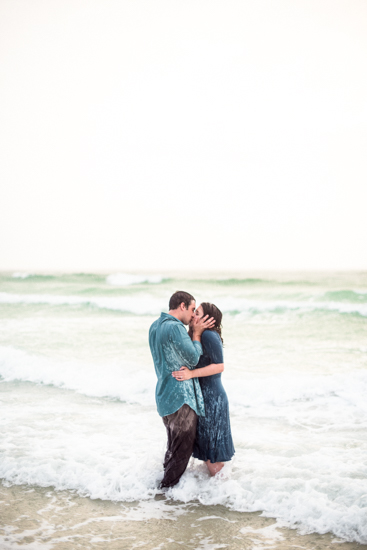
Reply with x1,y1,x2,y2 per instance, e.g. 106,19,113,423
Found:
160,404,197,488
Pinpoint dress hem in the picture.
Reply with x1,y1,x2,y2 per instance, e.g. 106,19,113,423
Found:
192,452,235,463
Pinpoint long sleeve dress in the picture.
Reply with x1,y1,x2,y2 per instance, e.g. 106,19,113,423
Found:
192,330,235,463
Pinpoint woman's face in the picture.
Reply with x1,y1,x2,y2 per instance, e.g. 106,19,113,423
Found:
189,305,203,330
194,305,204,320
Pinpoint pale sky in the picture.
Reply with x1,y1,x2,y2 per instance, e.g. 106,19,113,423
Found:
1,0,366,272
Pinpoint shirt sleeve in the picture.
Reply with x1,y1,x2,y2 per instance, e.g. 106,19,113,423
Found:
201,330,223,363
171,323,203,367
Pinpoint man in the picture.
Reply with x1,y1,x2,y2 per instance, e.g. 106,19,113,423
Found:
149,290,215,488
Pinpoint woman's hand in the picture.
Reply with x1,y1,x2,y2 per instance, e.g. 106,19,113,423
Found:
171,366,193,381
192,314,215,337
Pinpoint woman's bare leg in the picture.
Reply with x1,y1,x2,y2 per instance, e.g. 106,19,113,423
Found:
206,460,224,476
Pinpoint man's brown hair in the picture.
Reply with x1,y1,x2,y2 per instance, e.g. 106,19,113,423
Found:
169,291,195,310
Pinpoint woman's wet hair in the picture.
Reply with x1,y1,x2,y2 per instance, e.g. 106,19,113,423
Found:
200,302,224,344
189,302,223,343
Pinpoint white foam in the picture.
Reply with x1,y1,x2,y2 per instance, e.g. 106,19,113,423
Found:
12,272,32,279
1,353,367,542
195,538,228,550
240,523,285,547
0,346,156,406
226,371,367,423
0,292,166,315
106,273,164,285
1,292,367,318
214,296,367,318
168,459,367,543
1,346,367,427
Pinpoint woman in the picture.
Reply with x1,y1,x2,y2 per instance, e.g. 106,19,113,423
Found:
172,303,235,476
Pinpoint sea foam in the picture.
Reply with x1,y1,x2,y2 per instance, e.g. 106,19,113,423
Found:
1,366,367,543
12,272,33,278
0,346,156,406
1,292,367,317
106,273,164,285
0,292,166,315
1,345,367,425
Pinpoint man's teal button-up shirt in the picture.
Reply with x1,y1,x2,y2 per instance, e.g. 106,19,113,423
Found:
149,312,205,417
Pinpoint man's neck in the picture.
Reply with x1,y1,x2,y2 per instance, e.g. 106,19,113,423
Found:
168,309,182,321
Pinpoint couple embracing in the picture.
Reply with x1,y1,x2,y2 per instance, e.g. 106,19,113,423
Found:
149,291,235,488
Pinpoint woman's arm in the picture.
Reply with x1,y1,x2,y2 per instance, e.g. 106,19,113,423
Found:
172,363,224,381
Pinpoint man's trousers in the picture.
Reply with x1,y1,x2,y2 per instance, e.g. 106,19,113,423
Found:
160,404,197,488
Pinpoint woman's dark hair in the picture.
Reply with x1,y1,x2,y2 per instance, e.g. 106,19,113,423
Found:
201,302,223,343
169,291,195,310
189,302,224,344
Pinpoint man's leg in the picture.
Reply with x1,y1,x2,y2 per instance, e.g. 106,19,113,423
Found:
163,422,172,469
160,404,197,488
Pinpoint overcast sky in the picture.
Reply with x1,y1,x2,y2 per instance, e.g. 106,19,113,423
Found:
1,0,366,273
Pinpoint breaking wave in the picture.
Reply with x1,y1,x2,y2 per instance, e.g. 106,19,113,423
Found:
1,345,367,543
1,292,367,317
106,273,165,286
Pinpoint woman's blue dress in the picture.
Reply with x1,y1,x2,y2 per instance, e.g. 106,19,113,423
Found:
192,330,235,463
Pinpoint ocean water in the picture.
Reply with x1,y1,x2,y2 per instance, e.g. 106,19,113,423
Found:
0,271,366,545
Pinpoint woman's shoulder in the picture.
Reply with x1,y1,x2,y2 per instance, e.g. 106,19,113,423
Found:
202,329,222,347
201,330,223,363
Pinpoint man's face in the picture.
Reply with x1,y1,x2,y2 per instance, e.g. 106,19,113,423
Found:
181,300,196,325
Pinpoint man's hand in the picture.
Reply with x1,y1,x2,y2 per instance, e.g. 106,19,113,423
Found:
192,314,216,337
172,366,192,381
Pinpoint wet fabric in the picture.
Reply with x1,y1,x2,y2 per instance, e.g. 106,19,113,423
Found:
160,404,197,488
193,330,235,463
149,313,205,417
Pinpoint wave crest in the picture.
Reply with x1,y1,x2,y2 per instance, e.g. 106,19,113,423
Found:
106,273,164,286
1,292,367,317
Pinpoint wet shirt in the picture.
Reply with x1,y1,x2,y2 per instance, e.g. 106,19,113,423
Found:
149,313,205,417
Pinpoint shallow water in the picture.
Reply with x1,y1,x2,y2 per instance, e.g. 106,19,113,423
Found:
2,484,367,550
0,270,366,545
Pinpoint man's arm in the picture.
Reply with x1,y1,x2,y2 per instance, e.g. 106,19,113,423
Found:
171,324,203,367
171,315,216,368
